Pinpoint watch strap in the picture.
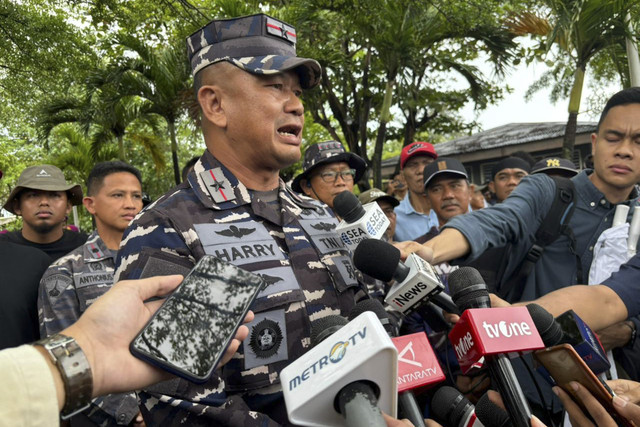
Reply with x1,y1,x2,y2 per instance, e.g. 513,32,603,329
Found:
36,333,93,419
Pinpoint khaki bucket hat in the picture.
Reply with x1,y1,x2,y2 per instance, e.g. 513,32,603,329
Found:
3,165,83,214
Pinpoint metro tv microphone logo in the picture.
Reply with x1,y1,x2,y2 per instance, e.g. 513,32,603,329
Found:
449,307,544,374
288,327,367,391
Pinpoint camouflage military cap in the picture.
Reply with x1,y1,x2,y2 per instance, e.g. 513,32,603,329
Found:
291,141,367,193
186,13,321,89
4,164,83,214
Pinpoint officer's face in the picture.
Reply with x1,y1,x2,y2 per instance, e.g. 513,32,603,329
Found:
83,172,143,234
220,68,305,171
15,189,71,235
591,103,640,198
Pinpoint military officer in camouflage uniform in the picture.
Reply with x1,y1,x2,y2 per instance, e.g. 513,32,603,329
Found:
113,14,372,426
38,161,144,426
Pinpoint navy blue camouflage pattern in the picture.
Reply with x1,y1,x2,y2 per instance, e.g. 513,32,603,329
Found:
114,150,362,425
186,13,321,89
38,231,139,426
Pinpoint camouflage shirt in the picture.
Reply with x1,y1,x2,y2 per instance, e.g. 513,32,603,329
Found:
114,150,361,426
38,231,139,426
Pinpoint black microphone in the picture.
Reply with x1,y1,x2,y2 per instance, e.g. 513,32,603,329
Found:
333,191,390,251
349,300,426,427
432,386,487,427
475,393,513,427
449,267,533,427
353,239,460,315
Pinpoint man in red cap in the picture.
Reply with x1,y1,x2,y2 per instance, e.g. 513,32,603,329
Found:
394,141,439,241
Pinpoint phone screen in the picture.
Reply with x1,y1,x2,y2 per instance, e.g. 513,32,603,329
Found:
131,255,264,382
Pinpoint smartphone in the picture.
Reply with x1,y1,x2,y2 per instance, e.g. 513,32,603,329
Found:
533,344,633,427
130,255,265,383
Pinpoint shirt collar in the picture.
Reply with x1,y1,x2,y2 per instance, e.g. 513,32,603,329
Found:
575,169,640,210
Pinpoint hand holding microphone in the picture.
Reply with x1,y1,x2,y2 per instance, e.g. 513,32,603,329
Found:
353,239,459,316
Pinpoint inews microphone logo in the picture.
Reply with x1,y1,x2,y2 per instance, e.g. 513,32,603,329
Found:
288,326,368,391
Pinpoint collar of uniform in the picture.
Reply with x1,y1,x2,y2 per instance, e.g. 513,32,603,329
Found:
282,183,325,210
576,169,640,210
82,231,113,262
187,150,251,210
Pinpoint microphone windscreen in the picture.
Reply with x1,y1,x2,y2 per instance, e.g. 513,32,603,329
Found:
526,303,564,347
349,299,398,337
353,239,401,283
449,267,490,311
475,392,513,427
333,191,365,222
431,386,473,427
310,315,348,347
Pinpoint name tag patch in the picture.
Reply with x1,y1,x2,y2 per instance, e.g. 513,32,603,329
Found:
195,222,284,265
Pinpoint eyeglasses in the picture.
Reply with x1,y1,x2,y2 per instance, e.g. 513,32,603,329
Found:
317,169,356,184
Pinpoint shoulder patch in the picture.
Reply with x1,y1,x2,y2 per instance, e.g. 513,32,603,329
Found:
43,273,73,298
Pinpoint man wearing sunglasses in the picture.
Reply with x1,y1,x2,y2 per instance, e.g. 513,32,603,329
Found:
291,141,367,211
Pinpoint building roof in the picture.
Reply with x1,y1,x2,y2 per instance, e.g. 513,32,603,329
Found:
435,122,597,156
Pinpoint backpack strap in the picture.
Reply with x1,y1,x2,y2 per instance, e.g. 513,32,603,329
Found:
501,176,577,301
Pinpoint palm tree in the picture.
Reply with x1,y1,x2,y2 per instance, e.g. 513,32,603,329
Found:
507,0,638,159
107,36,193,185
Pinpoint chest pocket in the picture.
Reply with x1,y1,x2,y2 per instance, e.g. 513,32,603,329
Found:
194,221,308,391
299,218,359,293
73,262,114,312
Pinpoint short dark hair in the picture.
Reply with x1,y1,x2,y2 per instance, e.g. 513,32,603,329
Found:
597,87,640,132
87,161,142,196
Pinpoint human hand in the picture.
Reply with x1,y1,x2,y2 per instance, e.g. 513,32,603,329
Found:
554,382,640,427
219,311,254,367
382,412,414,426
608,379,640,404
394,240,433,263
596,321,633,352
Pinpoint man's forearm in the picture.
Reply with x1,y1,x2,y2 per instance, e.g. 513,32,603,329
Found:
424,228,470,264
532,285,628,331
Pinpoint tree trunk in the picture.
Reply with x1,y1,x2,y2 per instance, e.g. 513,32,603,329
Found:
371,79,395,189
169,121,180,185
118,134,125,160
562,66,585,159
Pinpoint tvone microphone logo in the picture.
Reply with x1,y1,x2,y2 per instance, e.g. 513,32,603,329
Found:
454,332,474,359
482,320,532,338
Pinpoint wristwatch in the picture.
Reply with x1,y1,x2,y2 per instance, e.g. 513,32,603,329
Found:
35,333,93,419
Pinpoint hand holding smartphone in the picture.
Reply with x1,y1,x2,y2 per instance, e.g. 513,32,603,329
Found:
534,343,633,427
130,255,265,383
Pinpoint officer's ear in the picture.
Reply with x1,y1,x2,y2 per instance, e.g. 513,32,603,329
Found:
199,85,227,128
301,179,313,197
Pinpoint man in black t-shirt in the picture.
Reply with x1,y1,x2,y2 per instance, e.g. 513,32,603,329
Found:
1,164,87,262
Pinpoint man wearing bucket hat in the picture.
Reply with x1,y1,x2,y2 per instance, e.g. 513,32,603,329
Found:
1,164,86,262
113,14,380,426
291,140,367,210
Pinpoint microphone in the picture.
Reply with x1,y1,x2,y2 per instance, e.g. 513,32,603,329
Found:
448,267,543,427
353,239,459,315
432,386,487,427
475,393,512,427
526,303,610,376
280,311,398,427
333,191,390,251
349,300,445,427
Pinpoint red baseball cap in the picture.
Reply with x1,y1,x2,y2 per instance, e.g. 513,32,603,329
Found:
400,142,437,169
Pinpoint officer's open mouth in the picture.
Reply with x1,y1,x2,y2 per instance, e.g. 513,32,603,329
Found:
277,125,301,137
